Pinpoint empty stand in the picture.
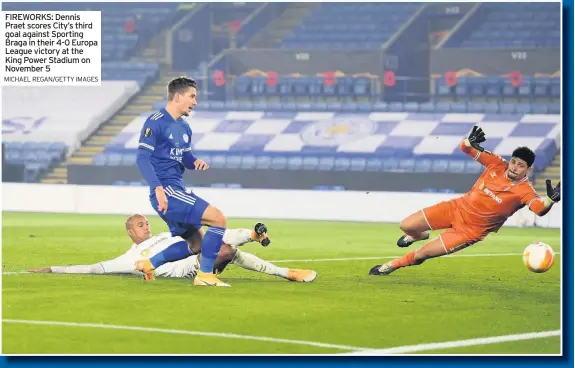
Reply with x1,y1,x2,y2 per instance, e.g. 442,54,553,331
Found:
91,111,559,178
447,3,560,48
2,83,141,182
280,3,423,49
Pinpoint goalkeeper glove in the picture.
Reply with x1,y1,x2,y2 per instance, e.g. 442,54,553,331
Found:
546,179,561,203
468,125,486,152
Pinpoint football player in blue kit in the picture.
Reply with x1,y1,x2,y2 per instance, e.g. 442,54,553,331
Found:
135,76,230,287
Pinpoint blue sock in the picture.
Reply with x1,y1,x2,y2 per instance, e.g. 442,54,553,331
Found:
199,226,225,273
150,240,192,269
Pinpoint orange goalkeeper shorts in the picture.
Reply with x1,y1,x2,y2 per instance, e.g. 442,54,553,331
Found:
421,199,488,254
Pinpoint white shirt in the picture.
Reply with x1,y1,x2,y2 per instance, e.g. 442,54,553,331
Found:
100,233,198,278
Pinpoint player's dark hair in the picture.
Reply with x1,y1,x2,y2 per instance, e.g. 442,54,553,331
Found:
512,146,536,167
167,76,197,101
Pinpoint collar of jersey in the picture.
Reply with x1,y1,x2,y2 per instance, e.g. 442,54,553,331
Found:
161,108,184,124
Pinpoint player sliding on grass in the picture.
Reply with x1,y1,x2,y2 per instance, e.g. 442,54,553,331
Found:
370,125,561,276
29,214,317,283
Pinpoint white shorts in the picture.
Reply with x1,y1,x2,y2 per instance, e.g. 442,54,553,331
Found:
154,255,199,278
100,254,199,279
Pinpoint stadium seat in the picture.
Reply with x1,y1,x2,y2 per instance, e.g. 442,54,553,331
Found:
446,4,559,49
432,160,450,173
241,155,257,170
382,159,399,171
305,157,322,171
287,157,303,170
270,156,288,170
255,156,272,170
500,103,517,114
532,103,550,114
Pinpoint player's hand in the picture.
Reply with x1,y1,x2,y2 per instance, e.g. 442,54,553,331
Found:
546,179,560,202
193,159,209,171
28,267,52,273
468,126,486,152
155,186,168,214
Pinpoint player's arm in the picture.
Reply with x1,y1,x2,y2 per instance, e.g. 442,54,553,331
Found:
182,124,209,170
29,264,105,274
29,256,141,275
136,118,168,213
136,119,162,188
523,180,561,217
460,126,505,167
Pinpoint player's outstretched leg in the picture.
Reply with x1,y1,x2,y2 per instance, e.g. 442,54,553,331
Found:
194,204,230,287
230,249,317,282
369,237,447,276
195,246,317,283
396,210,431,248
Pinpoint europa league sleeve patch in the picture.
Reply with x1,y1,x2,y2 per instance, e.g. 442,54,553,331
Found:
144,128,153,138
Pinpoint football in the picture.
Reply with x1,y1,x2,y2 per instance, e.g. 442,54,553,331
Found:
523,242,555,273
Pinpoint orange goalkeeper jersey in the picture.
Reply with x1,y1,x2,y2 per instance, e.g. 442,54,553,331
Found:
456,141,547,233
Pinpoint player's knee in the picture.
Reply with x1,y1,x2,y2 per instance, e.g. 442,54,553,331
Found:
203,205,227,228
212,208,227,228
187,239,201,254
213,246,236,274
399,219,413,233
218,244,236,262
413,248,430,263
184,231,203,254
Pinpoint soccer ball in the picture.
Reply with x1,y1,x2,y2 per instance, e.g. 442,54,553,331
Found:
523,242,555,273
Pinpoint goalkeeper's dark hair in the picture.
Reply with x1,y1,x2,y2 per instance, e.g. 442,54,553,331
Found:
167,76,197,101
512,146,536,167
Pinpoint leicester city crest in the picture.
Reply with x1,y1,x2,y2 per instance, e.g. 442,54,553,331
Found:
300,119,375,147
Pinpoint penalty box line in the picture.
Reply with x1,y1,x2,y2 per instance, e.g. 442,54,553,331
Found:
2,319,560,355
2,252,562,274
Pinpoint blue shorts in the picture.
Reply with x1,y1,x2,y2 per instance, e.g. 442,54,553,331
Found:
150,185,210,238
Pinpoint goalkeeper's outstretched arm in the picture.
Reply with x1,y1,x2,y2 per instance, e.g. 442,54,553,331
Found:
460,126,505,167
525,179,561,217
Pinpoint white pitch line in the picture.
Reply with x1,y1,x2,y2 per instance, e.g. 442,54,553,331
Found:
2,319,367,352
2,252,562,274
3,319,560,354
3,272,30,275
344,330,561,355
269,252,561,264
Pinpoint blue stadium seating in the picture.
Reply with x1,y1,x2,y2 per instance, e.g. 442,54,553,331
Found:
210,3,262,54
101,62,160,84
449,3,559,48
434,76,560,103
152,98,560,114
3,142,67,182
97,110,559,177
279,3,423,49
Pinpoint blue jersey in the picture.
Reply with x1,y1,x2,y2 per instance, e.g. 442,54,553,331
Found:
138,108,194,191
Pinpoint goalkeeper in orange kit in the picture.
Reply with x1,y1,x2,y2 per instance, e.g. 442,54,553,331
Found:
370,126,561,276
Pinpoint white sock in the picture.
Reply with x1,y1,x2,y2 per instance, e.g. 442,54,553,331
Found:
223,228,253,247
231,250,289,278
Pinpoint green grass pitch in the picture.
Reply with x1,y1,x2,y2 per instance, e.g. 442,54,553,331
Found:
2,212,561,354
